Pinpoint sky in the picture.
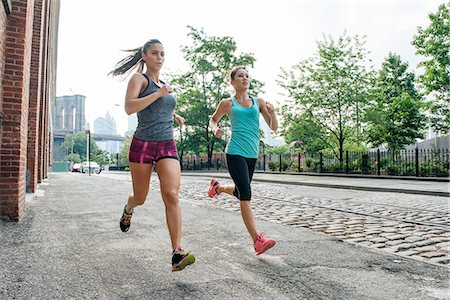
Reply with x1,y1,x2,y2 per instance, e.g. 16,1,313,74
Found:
56,0,444,136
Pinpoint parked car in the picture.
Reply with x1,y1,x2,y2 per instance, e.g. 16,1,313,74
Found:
81,161,102,174
71,163,81,172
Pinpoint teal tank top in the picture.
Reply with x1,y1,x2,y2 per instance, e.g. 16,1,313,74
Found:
225,96,260,159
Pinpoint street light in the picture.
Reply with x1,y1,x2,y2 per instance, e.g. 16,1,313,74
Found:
85,129,91,176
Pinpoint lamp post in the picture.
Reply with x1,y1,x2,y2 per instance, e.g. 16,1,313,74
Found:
85,129,91,176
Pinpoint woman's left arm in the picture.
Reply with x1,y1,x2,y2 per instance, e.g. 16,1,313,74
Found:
258,98,278,132
173,112,185,126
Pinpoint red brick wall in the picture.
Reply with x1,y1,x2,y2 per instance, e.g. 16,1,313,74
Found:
0,2,8,108
26,0,44,193
37,0,48,183
0,0,35,221
0,0,59,221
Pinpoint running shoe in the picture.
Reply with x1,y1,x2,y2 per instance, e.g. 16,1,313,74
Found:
208,179,221,198
119,204,133,232
171,247,195,272
254,233,276,255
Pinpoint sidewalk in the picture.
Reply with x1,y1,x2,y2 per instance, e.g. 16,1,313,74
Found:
1,172,449,299
182,171,450,197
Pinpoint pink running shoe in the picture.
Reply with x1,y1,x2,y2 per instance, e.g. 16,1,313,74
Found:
254,233,276,255
208,179,221,198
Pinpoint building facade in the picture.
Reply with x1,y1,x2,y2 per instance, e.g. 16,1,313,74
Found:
0,0,60,221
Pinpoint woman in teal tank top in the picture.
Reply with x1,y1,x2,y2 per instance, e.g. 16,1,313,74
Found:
208,67,280,256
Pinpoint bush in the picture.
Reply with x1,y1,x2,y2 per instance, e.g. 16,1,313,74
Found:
268,160,291,171
420,160,449,177
361,154,370,174
304,158,320,172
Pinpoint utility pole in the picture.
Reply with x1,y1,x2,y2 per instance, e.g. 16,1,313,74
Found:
85,130,91,176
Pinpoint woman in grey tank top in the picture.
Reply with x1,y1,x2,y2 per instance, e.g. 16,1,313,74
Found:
109,39,195,272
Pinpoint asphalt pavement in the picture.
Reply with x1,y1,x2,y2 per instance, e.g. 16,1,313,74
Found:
0,172,449,299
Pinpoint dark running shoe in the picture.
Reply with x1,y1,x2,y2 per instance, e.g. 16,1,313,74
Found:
120,205,133,232
171,247,195,272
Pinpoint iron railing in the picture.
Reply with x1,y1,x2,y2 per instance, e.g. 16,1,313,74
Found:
181,148,449,178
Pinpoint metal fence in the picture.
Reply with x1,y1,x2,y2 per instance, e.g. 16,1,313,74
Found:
181,148,449,177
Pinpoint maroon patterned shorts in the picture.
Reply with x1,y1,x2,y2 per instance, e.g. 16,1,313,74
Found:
128,137,179,164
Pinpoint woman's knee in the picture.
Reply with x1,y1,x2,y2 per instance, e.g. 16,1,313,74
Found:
161,189,179,205
236,185,252,200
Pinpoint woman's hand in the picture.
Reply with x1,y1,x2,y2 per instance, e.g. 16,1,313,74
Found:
266,102,276,114
160,84,173,96
213,127,224,138
174,113,185,126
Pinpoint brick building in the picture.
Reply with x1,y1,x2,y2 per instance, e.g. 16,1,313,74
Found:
0,0,60,221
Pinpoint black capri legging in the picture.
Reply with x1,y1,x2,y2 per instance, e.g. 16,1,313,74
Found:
226,154,257,201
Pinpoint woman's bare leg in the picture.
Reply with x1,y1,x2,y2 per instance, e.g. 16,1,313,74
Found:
240,200,259,242
216,184,259,241
126,162,153,213
156,158,182,250
217,184,235,196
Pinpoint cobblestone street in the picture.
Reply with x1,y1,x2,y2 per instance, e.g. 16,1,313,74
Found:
171,176,450,267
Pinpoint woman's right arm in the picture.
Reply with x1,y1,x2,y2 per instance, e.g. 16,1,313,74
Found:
124,74,172,115
209,99,231,138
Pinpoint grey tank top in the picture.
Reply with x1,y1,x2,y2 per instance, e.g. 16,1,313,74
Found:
133,73,176,142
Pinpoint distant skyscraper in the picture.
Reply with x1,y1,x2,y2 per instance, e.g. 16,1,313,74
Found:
94,112,121,154
94,111,117,135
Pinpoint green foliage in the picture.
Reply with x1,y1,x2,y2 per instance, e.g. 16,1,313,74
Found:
118,133,133,167
280,109,328,154
361,154,370,174
365,53,426,150
61,132,100,162
412,3,450,134
342,141,368,152
67,153,81,163
304,157,320,172
268,159,291,171
278,32,374,161
265,145,289,155
419,159,449,177
92,148,110,165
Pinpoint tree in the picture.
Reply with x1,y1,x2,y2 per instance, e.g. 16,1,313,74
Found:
365,53,426,150
279,107,328,154
61,132,103,162
412,2,450,134
278,32,374,162
118,133,133,167
172,26,263,165
92,148,110,166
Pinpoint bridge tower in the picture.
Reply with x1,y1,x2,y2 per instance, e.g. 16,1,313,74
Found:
52,94,86,161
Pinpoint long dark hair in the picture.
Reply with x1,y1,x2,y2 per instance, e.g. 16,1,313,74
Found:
108,39,162,78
